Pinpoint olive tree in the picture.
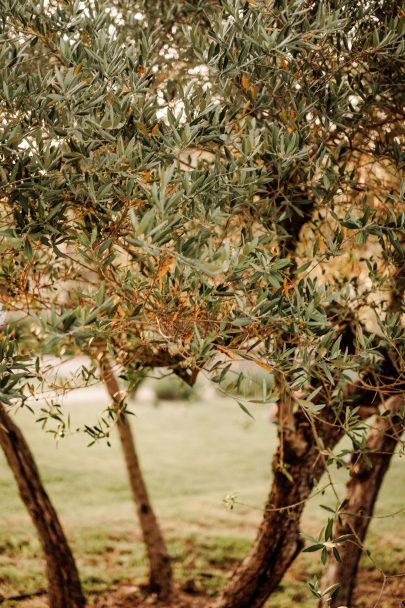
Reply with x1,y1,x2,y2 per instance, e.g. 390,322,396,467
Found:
0,0,403,607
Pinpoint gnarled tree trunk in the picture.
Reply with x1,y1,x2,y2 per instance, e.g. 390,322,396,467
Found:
213,407,343,608
320,395,404,608
0,403,86,608
100,357,173,600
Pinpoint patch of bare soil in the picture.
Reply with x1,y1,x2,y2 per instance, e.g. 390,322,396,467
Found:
0,584,211,608
90,584,209,608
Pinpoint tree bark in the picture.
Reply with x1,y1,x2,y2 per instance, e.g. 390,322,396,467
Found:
100,357,173,600
213,408,343,608
0,402,86,608
320,395,404,608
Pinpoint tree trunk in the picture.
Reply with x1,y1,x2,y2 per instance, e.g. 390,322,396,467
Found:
100,357,173,600
213,408,343,608
0,402,86,608
320,395,404,608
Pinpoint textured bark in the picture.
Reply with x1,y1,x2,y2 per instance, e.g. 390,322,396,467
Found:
213,408,343,608
100,358,173,600
0,403,86,608
320,395,404,608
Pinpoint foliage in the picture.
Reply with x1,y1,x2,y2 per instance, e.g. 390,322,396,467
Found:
0,335,32,406
0,0,404,602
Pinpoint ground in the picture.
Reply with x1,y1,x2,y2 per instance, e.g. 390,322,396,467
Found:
0,383,404,607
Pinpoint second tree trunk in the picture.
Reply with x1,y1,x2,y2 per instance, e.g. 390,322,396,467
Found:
213,409,343,608
320,395,404,608
100,358,173,600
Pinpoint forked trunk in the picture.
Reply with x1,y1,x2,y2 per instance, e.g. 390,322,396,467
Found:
213,409,343,608
0,403,86,608
320,395,404,608
100,357,173,600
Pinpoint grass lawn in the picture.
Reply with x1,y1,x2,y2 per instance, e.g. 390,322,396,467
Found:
0,384,403,607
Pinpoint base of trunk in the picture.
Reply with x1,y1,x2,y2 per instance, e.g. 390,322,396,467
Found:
214,410,343,608
0,403,86,608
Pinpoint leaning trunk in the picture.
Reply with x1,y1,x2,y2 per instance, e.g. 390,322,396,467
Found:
0,403,86,608
213,408,343,608
100,357,173,600
320,395,404,608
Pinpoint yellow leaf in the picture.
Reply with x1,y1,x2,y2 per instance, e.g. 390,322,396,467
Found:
73,64,82,75
215,345,235,359
138,124,148,136
253,360,273,372
114,193,143,207
241,73,249,93
242,100,251,114
111,306,122,327
150,123,159,137
157,257,174,279
139,170,152,181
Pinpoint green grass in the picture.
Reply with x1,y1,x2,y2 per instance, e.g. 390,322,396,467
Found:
0,386,403,606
